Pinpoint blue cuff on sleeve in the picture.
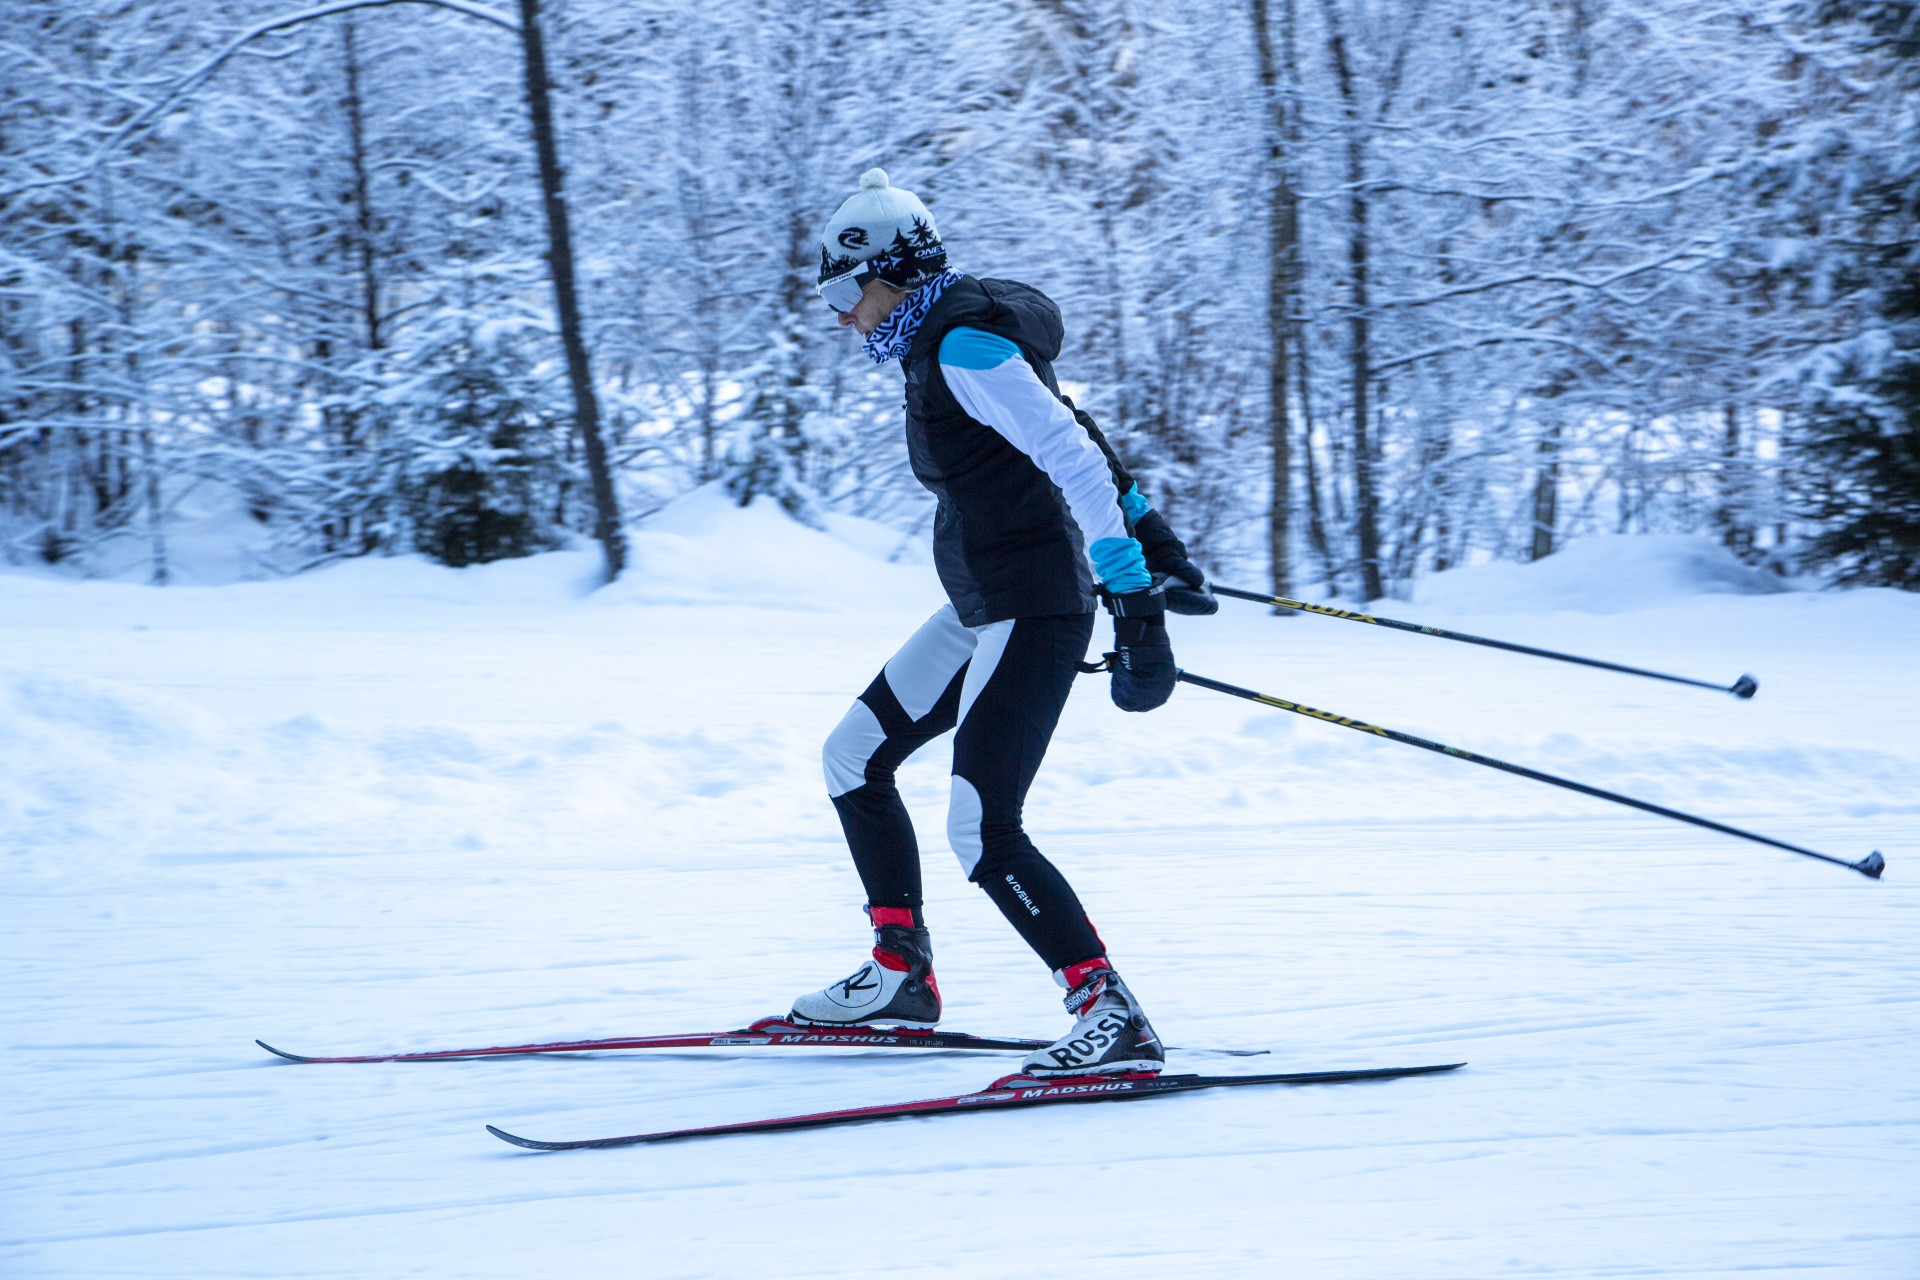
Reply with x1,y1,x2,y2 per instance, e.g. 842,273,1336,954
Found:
1119,483,1151,524
1090,536,1152,594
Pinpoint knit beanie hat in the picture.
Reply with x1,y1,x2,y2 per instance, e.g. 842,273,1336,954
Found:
818,168,948,292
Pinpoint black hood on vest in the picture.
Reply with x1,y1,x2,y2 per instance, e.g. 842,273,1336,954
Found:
983,280,1064,363
907,277,1065,371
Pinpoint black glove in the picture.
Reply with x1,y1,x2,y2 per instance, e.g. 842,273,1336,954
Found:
1154,565,1216,616
1132,510,1217,616
1106,590,1175,712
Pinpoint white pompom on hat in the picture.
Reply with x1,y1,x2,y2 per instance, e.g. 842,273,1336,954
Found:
817,167,947,289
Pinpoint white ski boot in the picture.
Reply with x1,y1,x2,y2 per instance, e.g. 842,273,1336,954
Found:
1020,959,1164,1077
790,911,941,1029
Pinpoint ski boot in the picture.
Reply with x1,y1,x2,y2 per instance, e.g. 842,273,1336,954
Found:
789,908,941,1028
1020,958,1164,1077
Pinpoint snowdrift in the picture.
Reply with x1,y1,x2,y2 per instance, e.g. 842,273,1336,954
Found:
1411,535,1790,615
599,484,940,611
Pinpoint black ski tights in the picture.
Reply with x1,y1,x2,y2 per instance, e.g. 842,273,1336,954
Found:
821,606,1103,972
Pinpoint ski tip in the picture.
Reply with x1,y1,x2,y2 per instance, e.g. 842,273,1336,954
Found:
1381,1062,1466,1080
1856,850,1886,880
1349,1061,1466,1079
1729,673,1759,700
486,1124,554,1150
255,1040,316,1063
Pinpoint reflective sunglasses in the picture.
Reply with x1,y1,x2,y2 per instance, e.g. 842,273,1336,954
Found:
817,262,878,313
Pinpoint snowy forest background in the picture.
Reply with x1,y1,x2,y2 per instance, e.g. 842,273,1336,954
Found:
3,0,1917,599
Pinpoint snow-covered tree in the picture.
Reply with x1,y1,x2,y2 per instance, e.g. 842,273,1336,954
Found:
4,0,1913,594
1789,0,1920,585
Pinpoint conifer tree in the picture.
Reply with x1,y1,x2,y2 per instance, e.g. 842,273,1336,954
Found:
1794,0,1920,586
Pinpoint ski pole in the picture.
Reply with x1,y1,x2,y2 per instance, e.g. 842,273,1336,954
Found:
1173,668,1884,880
1210,585,1758,699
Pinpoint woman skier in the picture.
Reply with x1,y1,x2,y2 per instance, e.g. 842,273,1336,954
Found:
789,169,1216,1076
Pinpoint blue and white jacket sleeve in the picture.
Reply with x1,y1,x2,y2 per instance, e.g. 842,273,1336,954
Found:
938,327,1151,594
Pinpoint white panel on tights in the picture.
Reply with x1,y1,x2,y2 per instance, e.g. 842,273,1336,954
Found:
955,619,1014,729
823,699,887,798
947,775,984,876
883,604,977,721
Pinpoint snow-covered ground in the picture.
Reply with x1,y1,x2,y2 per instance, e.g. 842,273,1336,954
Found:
4,496,1917,1278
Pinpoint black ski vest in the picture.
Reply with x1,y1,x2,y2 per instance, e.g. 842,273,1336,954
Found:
901,276,1133,627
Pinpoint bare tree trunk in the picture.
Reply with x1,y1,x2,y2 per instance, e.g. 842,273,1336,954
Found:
1296,336,1338,595
139,426,168,585
1250,0,1299,609
516,0,626,580
699,364,718,482
1324,24,1383,600
1390,417,1448,585
1566,0,1593,93
1041,0,1135,435
1716,405,1752,556
783,208,813,482
50,317,86,559
1529,422,1561,561
117,213,168,584
341,20,383,352
671,43,722,484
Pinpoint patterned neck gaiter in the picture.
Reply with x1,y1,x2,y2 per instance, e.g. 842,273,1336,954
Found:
863,269,964,364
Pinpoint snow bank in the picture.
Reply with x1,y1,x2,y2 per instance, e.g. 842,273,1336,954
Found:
4,479,282,587
0,670,219,849
0,659,827,862
0,489,949,861
0,485,939,627
1411,535,1790,615
600,484,939,610
2,479,933,608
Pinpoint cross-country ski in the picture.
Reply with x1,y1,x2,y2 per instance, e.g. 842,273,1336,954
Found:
256,1017,1273,1063
254,1017,1052,1063
486,1062,1467,1150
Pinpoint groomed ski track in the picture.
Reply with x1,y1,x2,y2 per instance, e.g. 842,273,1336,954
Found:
3,525,1916,1277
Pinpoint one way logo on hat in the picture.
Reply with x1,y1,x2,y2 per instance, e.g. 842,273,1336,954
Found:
837,226,869,249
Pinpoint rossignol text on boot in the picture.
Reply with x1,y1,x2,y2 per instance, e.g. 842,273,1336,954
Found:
1020,959,1163,1077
